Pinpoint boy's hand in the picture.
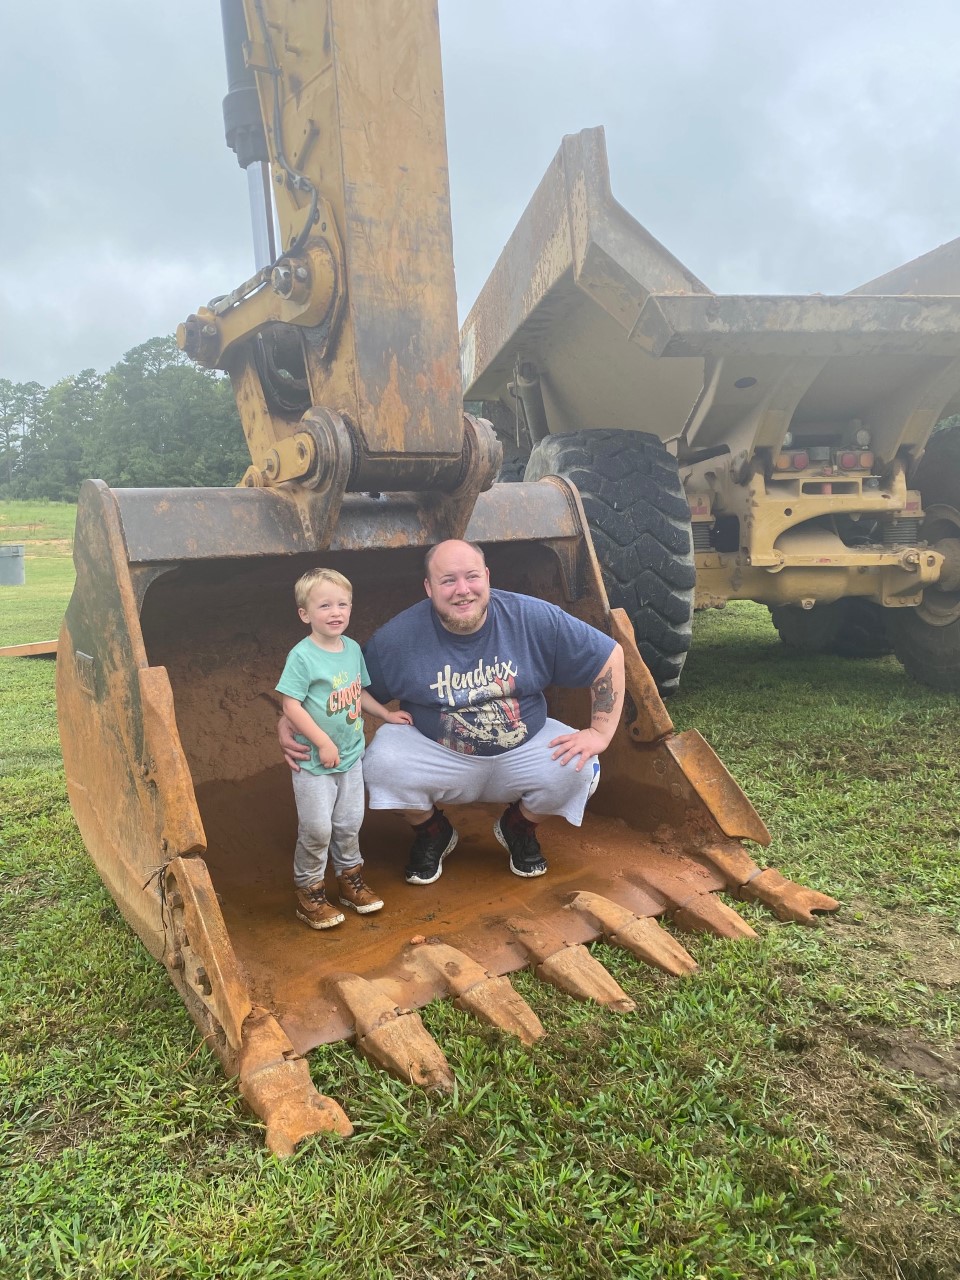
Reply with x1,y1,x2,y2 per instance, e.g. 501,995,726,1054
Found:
384,710,414,726
319,743,341,769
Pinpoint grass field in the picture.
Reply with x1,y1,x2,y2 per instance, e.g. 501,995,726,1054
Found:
2,500,959,1279
0,501,76,648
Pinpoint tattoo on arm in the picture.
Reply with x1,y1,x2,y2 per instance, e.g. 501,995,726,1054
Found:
591,665,616,715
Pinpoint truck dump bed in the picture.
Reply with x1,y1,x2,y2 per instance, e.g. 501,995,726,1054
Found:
461,128,960,467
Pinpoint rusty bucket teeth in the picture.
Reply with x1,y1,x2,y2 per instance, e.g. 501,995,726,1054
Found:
566,891,699,976
668,891,758,940
333,975,454,1092
538,947,637,1012
507,917,636,1012
410,943,545,1045
456,976,545,1045
697,844,841,927
238,1009,353,1155
242,1058,354,1156
739,868,841,926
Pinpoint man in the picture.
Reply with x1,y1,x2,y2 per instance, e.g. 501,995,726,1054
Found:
280,539,625,886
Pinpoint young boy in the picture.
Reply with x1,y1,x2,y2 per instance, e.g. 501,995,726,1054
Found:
276,567,412,929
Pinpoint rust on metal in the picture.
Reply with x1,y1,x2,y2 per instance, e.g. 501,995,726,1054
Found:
333,975,455,1091
740,868,841,926
566,892,698,977
507,917,637,1012
237,1009,354,1155
405,942,545,1044
665,731,771,846
697,843,840,925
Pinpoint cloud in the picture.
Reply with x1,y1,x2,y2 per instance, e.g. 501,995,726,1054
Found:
4,0,960,385
0,242,249,387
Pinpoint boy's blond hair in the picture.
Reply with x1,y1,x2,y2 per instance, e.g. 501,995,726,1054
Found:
295,566,353,611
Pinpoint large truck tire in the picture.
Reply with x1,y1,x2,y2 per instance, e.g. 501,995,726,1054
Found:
769,599,893,659
886,425,960,691
523,430,695,696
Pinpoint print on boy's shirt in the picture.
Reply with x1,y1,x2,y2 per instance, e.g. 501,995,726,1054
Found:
327,672,363,726
436,668,528,754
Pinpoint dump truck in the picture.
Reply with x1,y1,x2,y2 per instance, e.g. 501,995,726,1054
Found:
460,129,960,694
55,0,837,1155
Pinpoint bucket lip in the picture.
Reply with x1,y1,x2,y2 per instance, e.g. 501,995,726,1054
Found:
0,543,25,554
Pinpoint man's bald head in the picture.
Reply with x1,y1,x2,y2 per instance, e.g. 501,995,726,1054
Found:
424,540,485,578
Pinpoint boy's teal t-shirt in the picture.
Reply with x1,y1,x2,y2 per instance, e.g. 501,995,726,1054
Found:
275,635,370,775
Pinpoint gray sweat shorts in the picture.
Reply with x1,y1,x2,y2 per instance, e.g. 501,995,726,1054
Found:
363,718,600,826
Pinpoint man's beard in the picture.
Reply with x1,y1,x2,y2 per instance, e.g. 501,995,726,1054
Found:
437,600,488,633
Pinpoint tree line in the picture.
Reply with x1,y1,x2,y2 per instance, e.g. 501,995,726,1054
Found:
0,337,250,501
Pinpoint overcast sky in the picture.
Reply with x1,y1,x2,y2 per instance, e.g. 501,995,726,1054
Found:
3,0,959,387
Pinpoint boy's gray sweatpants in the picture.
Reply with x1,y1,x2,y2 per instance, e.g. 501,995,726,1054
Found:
291,758,365,888
364,719,600,826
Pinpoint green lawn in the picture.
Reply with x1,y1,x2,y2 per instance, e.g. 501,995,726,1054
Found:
2,504,959,1279
0,501,76,646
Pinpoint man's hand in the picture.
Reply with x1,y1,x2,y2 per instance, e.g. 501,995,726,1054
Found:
549,726,607,771
278,714,312,772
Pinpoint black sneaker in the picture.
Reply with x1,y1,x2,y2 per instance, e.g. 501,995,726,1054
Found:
404,807,458,885
494,802,548,878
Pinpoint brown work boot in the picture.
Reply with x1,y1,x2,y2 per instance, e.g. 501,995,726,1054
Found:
337,865,384,914
296,882,345,930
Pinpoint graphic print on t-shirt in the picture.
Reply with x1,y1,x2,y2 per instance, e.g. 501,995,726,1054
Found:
430,655,528,753
328,669,363,728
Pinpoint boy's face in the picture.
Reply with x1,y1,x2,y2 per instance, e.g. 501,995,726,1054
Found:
299,581,352,644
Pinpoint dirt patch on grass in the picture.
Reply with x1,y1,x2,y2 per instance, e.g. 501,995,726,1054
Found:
846,1027,960,1109
792,718,959,785
764,1020,960,1279
826,901,960,988
762,906,960,1276
816,904,960,1108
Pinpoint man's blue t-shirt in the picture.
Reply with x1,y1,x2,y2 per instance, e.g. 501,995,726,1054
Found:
363,590,615,757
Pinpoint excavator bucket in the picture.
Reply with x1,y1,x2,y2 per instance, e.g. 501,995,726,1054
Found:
57,474,838,1153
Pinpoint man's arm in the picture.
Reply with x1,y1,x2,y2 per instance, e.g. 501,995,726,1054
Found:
278,712,313,771
548,642,625,770
281,696,340,769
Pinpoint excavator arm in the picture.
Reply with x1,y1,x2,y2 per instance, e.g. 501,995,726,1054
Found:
180,0,479,499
